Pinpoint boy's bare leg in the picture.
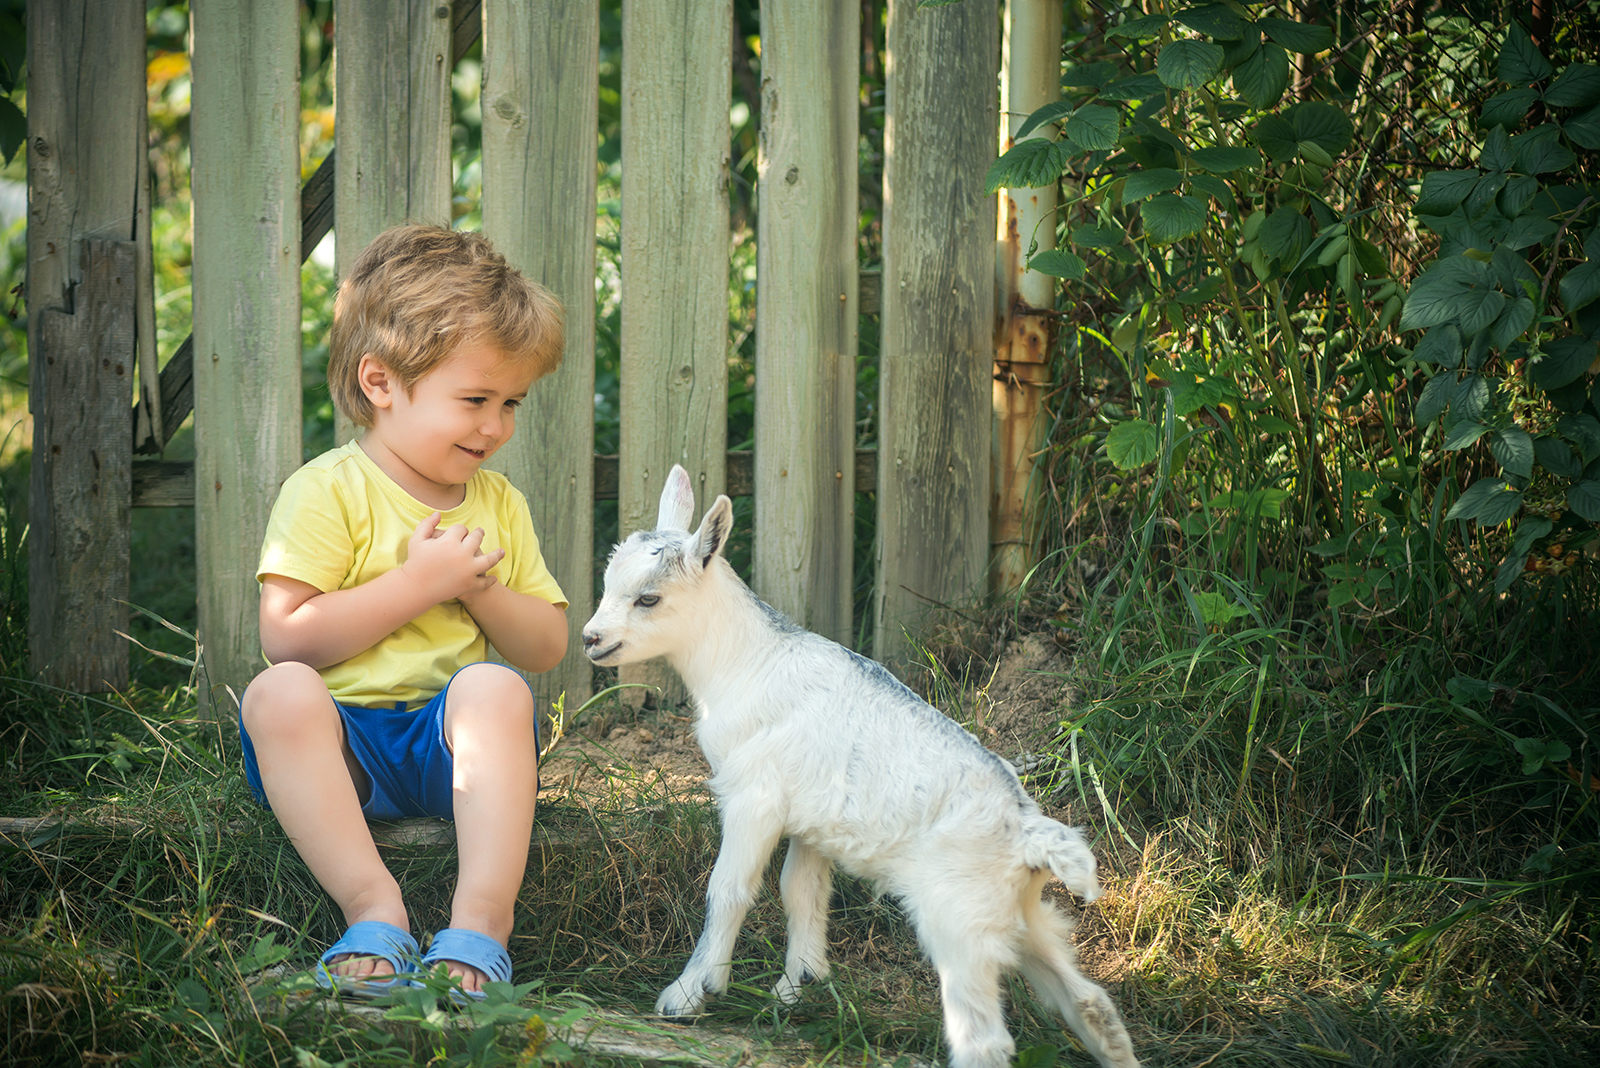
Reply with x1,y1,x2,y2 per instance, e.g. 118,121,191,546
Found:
441,663,539,992
242,661,409,979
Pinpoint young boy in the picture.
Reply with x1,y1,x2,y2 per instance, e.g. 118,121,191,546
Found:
239,224,569,999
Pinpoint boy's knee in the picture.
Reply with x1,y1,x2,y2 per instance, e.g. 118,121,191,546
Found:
241,661,336,739
447,664,536,736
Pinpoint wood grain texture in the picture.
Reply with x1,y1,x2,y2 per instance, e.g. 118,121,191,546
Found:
190,0,303,711
619,0,732,703
481,0,600,709
876,0,998,671
30,243,136,692
752,0,859,646
25,0,146,691
333,0,455,447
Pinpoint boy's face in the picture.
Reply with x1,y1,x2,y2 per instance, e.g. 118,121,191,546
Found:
358,339,534,504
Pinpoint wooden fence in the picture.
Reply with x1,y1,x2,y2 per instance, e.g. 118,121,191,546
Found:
25,0,1061,711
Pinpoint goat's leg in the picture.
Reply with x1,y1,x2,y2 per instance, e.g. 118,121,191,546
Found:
773,837,832,1003
656,802,784,1018
1017,899,1140,1068
913,900,1017,1068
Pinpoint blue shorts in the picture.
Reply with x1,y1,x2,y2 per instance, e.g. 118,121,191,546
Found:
238,664,538,823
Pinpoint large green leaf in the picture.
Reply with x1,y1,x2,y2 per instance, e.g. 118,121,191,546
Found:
1027,249,1086,279
1479,127,1515,173
1221,30,1261,69
1566,103,1600,149
1415,170,1481,215
1108,13,1170,40
1231,41,1290,108
1258,208,1312,264
1190,173,1234,208
1569,481,1600,521
1099,72,1165,101
984,137,1071,194
1559,261,1600,312
1175,4,1247,39
1398,256,1494,331
1190,145,1260,173
1530,336,1598,390
1065,105,1121,151
1249,114,1298,161
1501,211,1560,250
1415,372,1455,424
1487,296,1535,349
1498,22,1553,87
1514,134,1576,175
1545,63,1600,108
1015,100,1074,140
1070,223,1123,250
1158,39,1225,89
1557,413,1600,462
1443,420,1493,451
1106,419,1160,469
1446,476,1523,524
1491,428,1535,478
1480,88,1539,130
1289,102,1355,156
1534,435,1583,477
1414,324,1464,369
1258,16,1333,54
1454,375,1491,420
1141,194,1209,243
1122,167,1184,202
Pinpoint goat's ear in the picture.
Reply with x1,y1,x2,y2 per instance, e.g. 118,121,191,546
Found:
656,465,696,531
690,495,734,568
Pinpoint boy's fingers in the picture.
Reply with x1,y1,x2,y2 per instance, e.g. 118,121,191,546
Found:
413,511,443,540
478,547,507,573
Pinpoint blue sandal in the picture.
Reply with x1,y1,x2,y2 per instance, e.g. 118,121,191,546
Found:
421,928,512,1003
315,920,419,999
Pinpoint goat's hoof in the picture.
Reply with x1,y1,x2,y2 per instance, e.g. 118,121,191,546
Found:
655,981,706,1019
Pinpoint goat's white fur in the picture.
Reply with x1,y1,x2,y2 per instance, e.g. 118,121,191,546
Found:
582,466,1140,1068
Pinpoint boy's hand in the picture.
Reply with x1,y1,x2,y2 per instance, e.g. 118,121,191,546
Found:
401,512,506,604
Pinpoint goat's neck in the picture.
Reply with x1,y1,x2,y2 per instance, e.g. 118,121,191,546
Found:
666,563,784,707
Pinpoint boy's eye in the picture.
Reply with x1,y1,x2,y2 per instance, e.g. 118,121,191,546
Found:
505,397,523,409
635,594,660,608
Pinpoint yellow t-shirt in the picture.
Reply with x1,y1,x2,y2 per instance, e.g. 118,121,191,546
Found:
256,440,568,707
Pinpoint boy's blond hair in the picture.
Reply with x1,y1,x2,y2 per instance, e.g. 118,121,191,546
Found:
328,224,565,427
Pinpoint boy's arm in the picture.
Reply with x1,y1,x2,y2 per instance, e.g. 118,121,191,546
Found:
457,581,568,674
261,513,505,668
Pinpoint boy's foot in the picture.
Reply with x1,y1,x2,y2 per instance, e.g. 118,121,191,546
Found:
422,928,511,1001
315,920,418,998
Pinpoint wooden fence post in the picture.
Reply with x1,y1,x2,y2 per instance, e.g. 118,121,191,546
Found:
25,0,148,693
619,0,731,704
30,243,137,692
876,0,998,672
333,0,456,447
753,0,860,647
190,0,303,712
481,0,600,712
992,0,1062,593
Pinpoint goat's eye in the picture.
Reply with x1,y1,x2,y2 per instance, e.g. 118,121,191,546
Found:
635,594,660,608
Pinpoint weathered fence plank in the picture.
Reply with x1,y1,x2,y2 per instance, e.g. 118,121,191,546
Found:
190,0,303,710
31,243,137,692
619,0,732,702
992,0,1062,593
481,0,601,710
25,0,148,692
753,0,859,646
876,0,998,671
333,0,456,447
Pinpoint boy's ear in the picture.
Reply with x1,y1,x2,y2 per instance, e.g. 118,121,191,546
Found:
357,353,396,410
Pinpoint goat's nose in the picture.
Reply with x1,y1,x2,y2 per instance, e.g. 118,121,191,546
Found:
582,630,601,648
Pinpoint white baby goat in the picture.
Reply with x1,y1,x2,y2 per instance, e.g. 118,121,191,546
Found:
582,466,1140,1068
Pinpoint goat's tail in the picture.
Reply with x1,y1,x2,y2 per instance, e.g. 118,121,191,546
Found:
1020,816,1103,903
